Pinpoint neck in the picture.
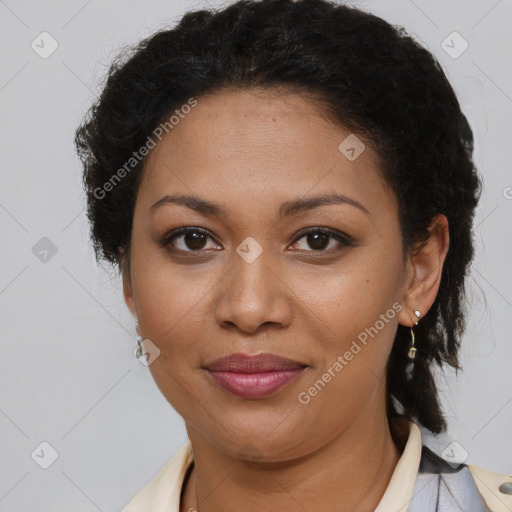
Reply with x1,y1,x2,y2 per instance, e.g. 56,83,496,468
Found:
180,414,408,512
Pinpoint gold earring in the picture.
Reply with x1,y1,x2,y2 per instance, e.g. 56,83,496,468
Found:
408,310,421,360
135,319,144,359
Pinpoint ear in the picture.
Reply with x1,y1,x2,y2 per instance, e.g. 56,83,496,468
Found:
397,214,450,326
119,246,137,318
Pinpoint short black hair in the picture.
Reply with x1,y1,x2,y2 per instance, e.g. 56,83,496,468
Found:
75,0,482,433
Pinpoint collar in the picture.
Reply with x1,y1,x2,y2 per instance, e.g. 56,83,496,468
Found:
374,420,422,512
122,420,423,511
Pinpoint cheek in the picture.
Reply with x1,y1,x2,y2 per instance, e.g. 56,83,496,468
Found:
294,300,400,439
295,249,403,336
291,251,405,404
130,247,218,344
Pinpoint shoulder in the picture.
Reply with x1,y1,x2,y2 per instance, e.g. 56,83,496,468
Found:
121,441,193,512
468,463,512,512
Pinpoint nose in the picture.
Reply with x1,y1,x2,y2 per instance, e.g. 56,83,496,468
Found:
214,249,293,335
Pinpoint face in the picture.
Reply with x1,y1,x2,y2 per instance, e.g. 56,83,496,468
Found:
123,87,410,461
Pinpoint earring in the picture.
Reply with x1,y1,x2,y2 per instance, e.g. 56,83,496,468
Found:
408,310,421,360
135,319,144,359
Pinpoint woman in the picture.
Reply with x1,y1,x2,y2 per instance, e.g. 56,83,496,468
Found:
74,0,512,510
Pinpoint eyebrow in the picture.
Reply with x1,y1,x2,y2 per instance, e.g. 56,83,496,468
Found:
150,193,369,218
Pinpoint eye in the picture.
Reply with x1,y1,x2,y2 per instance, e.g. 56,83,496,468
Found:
290,228,354,252
161,226,354,254
162,227,222,252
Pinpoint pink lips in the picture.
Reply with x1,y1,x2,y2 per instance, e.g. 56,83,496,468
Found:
204,353,308,399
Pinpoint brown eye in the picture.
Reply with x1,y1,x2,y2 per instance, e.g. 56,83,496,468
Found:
290,228,354,252
180,231,208,250
163,227,221,252
304,232,330,250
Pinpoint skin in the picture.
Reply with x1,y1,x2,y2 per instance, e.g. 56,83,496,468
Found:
122,87,449,511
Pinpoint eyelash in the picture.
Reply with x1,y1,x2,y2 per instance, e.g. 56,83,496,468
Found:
160,226,355,254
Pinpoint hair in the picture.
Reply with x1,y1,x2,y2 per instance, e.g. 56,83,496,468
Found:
75,0,482,434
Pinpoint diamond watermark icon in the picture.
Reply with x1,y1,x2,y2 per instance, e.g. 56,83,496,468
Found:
31,32,59,59
236,236,263,264
31,441,59,469
441,441,469,469
32,237,58,263
133,338,161,366
338,134,366,161
441,31,468,59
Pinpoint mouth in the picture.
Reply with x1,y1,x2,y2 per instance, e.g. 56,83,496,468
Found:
203,353,309,399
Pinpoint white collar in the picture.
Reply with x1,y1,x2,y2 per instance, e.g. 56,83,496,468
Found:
374,421,422,512
122,420,422,511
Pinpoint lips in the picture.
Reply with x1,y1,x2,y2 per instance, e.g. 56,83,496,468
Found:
204,353,308,399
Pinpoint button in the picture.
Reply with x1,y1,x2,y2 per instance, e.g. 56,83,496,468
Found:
499,482,512,495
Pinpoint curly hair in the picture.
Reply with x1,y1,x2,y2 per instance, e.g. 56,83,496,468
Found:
75,0,482,433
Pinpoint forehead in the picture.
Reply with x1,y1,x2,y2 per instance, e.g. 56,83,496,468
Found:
138,87,395,216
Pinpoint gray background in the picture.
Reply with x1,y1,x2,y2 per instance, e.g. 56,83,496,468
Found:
0,0,511,510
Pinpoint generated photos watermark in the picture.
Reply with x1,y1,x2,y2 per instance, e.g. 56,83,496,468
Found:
93,97,198,200
298,301,403,405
